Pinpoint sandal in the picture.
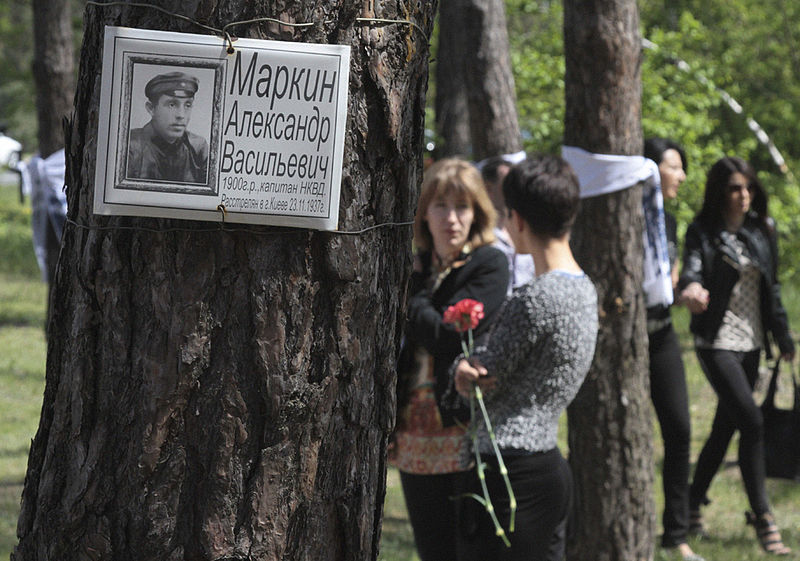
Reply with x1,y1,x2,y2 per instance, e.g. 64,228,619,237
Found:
675,542,705,561
688,508,708,539
745,511,792,555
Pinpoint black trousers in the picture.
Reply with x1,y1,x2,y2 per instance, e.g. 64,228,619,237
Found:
690,348,770,515
399,470,470,561
648,324,692,547
459,449,571,561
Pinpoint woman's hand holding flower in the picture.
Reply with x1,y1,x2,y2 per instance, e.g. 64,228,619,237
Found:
455,358,495,397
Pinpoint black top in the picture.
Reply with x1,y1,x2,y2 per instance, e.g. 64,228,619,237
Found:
128,122,209,184
665,212,678,267
398,244,509,425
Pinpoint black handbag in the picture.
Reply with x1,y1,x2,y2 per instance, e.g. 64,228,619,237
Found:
760,359,800,481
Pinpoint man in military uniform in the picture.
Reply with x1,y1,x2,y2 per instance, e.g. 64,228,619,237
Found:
127,71,209,184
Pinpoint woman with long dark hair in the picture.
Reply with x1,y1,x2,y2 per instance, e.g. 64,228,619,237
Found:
680,156,794,555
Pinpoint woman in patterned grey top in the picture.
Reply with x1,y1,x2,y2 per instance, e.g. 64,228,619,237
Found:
452,154,598,561
459,272,596,455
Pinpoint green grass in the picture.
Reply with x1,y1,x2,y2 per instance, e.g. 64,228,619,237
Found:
2,178,800,560
0,181,47,559
0,274,46,327
0,325,46,558
379,469,419,561
0,182,40,279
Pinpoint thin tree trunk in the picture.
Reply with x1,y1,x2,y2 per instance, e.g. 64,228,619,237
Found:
435,0,471,158
563,1,655,560
31,0,73,301
13,1,436,560
32,0,73,159
461,0,522,160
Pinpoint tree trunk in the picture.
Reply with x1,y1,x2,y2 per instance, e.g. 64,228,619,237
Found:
563,1,655,560
461,0,522,160
13,1,436,560
32,0,73,159
434,0,471,158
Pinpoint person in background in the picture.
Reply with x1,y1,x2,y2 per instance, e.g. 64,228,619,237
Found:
18,148,67,329
680,156,794,556
452,154,598,561
643,138,704,561
390,158,509,561
481,156,535,294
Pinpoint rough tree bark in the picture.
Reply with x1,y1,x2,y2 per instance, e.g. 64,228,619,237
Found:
563,1,655,560
461,0,522,160
13,1,436,560
434,0,471,158
32,0,74,159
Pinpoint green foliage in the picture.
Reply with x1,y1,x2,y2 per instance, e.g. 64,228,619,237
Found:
497,1,800,278
506,0,564,155
638,8,800,278
0,0,35,149
0,0,84,152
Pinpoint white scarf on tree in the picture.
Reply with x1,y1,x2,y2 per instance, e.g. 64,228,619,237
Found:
562,145,673,309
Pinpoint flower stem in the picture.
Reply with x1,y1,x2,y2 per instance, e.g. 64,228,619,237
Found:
460,327,516,544
474,385,517,533
470,390,510,547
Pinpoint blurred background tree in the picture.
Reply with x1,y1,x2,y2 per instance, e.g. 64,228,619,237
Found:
0,0,82,151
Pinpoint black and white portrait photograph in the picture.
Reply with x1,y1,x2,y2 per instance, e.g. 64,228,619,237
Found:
115,57,223,195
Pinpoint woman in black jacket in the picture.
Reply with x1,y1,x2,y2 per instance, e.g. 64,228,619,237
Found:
679,156,794,555
390,158,509,561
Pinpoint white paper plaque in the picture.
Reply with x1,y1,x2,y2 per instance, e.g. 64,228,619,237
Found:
94,26,350,230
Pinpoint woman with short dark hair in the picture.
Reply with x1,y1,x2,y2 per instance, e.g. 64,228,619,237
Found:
452,154,598,561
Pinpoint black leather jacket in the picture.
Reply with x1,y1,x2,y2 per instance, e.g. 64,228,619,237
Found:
679,214,794,356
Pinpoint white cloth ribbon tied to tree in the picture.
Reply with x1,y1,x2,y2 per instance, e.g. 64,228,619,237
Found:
562,145,673,308
474,149,527,171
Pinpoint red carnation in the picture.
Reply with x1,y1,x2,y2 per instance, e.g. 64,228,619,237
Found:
443,298,485,333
